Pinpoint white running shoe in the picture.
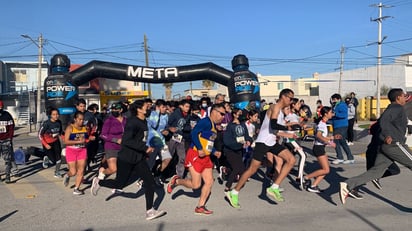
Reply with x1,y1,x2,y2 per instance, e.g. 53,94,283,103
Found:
332,159,344,165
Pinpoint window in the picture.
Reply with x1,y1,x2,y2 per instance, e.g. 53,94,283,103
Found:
13,69,27,82
277,83,284,90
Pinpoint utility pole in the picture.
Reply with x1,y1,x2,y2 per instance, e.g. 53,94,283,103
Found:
338,45,345,95
143,34,151,99
21,33,43,130
371,2,391,118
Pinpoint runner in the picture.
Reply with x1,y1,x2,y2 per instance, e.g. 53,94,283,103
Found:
303,106,335,193
63,111,95,195
225,89,297,208
166,103,224,215
38,107,64,178
92,100,166,220
223,108,252,192
91,102,126,195
339,88,412,204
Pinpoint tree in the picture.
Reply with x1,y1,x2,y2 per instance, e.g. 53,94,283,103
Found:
202,80,215,93
381,85,389,96
163,83,173,101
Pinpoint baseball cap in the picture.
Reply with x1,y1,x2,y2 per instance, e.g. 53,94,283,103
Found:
111,103,122,110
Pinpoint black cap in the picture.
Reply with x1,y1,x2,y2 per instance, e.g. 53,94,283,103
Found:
50,54,70,69
231,54,249,69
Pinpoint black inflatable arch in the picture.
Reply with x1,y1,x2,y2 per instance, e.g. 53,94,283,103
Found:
70,61,232,86
44,54,260,126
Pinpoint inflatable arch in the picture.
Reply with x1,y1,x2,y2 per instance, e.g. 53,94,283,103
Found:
44,54,260,125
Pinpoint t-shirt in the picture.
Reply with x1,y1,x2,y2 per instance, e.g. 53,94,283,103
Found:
314,121,328,146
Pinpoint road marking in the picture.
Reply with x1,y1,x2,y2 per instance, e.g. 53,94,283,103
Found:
37,167,72,191
4,177,39,199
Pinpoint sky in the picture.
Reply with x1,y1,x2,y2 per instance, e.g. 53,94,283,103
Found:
1,0,412,99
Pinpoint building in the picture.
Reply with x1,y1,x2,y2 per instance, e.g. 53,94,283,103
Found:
0,60,48,125
317,53,412,118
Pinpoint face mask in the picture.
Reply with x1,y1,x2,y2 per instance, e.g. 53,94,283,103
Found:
111,111,120,117
201,103,208,108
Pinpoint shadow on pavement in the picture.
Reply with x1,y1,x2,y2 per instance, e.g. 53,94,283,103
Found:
360,187,412,213
0,210,18,223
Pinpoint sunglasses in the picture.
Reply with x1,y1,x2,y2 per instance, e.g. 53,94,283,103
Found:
214,109,226,116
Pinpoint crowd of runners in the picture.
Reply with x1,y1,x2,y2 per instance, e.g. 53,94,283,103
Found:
1,87,411,221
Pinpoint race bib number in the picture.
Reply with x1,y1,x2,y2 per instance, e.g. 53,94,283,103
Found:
236,136,245,144
172,134,183,143
205,140,214,154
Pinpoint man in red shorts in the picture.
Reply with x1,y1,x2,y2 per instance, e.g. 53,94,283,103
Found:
166,103,224,215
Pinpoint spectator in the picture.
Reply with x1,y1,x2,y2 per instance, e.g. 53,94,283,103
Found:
350,92,359,123
299,99,312,122
330,94,354,164
345,97,356,145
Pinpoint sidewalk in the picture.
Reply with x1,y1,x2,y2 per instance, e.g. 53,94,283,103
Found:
13,125,43,150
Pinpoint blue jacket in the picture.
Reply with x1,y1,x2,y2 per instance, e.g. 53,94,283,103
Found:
331,101,348,129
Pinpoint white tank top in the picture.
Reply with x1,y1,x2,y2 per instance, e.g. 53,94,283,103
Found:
255,110,277,146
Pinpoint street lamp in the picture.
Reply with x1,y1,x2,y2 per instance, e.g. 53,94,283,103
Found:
21,34,43,130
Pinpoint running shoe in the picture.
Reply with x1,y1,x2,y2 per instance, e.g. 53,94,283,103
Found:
111,189,124,195
73,188,84,195
4,175,12,184
194,206,213,215
371,179,382,190
54,172,63,178
303,178,311,190
307,185,321,193
332,159,344,165
11,169,21,177
339,182,349,204
167,175,179,194
42,156,49,169
266,187,284,202
91,177,100,196
343,160,355,164
63,174,70,187
225,191,241,208
146,208,166,220
348,189,363,200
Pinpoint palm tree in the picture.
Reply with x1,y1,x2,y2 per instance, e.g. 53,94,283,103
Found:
163,83,173,101
202,80,215,95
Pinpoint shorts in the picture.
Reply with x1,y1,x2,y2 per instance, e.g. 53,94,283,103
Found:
184,148,213,173
253,142,287,162
105,149,119,159
312,145,326,157
65,146,87,162
160,146,172,160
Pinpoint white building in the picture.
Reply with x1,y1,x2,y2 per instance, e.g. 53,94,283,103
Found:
318,53,412,105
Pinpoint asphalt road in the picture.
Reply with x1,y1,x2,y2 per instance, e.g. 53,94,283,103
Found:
1,126,411,231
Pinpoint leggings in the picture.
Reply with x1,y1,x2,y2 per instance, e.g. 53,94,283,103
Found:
101,157,155,210
224,148,246,189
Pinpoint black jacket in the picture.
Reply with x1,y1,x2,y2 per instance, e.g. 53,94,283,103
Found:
167,108,191,141
118,116,149,164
